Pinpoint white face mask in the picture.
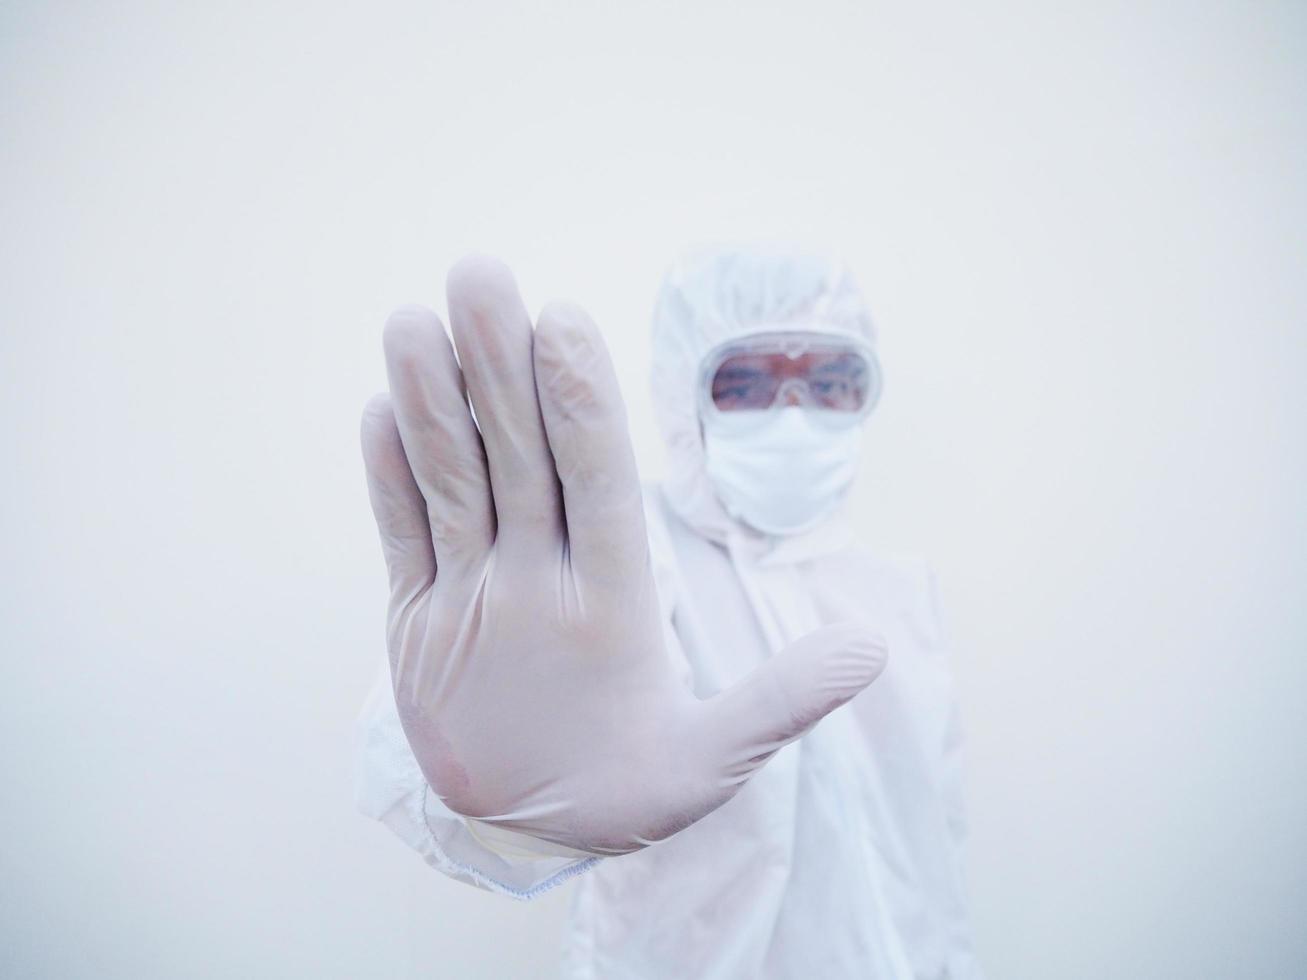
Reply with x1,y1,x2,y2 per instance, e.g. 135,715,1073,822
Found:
702,407,864,537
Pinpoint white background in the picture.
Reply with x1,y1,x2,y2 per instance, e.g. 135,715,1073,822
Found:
2,2,1305,977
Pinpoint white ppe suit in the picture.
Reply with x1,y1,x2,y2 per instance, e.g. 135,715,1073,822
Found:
356,247,983,978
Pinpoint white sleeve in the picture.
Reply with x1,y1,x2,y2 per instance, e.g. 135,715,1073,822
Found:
353,669,600,901
924,565,987,979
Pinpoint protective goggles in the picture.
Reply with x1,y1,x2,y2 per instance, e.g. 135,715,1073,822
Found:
698,329,882,418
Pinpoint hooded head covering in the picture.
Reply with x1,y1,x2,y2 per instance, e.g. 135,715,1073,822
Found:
650,245,879,546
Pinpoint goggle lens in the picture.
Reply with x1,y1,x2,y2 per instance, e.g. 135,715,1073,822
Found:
709,350,871,412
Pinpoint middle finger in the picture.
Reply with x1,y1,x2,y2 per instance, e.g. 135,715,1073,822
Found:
445,255,564,549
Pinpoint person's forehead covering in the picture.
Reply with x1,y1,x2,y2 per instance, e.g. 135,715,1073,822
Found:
651,246,876,359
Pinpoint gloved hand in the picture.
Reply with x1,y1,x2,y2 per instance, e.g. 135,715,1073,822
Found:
360,256,888,856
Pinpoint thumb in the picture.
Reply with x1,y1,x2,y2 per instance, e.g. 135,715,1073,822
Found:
699,624,889,786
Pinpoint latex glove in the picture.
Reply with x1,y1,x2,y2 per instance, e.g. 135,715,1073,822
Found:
360,256,888,856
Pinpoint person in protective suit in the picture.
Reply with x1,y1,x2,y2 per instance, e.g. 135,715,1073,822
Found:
356,245,984,978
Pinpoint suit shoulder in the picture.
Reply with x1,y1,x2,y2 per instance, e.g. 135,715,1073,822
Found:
823,545,944,645
828,545,935,596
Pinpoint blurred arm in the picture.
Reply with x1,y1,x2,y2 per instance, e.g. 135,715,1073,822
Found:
926,567,987,979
